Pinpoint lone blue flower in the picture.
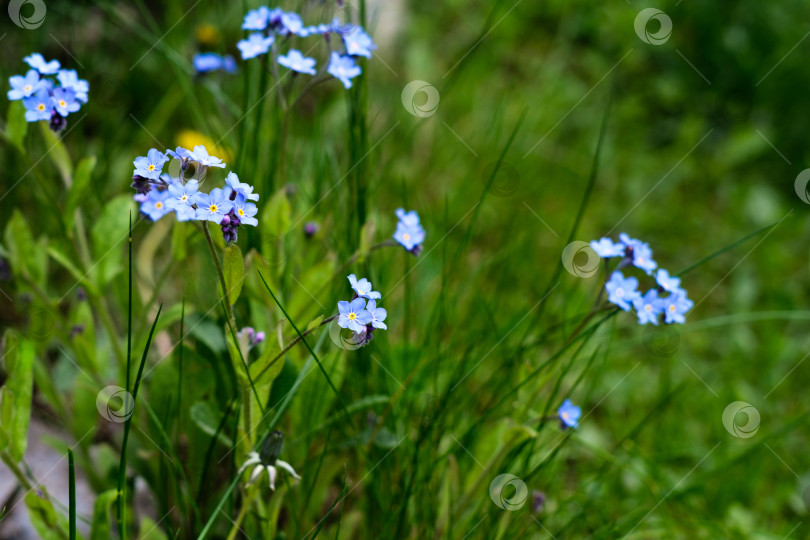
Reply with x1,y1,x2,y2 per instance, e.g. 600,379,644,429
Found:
8,70,47,100
278,49,317,75
632,289,665,325
619,233,657,275
193,188,234,223
225,172,259,201
24,53,60,74
605,271,641,312
655,269,681,293
56,70,89,102
366,300,388,330
338,298,372,333
327,52,362,89
193,53,237,74
233,198,259,227
558,399,581,429
238,33,275,60
590,237,625,258
140,190,172,222
348,274,381,300
242,6,271,31
134,148,170,180
22,89,53,121
662,291,693,324
343,28,377,58
51,88,80,117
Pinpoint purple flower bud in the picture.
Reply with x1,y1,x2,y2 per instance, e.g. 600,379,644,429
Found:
244,327,255,341
49,110,67,132
253,331,265,345
222,226,238,244
532,491,546,513
130,175,152,195
221,214,231,226
304,221,320,238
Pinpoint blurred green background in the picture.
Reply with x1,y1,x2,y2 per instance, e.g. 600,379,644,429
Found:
2,0,810,538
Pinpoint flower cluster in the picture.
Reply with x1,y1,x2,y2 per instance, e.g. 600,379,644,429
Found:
236,6,377,89
193,53,237,74
129,145,259,243
393,208,425,255
591,233,693,325
337,274,387,346
7,54,89,132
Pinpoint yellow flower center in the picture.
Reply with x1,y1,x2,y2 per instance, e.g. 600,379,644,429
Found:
155,202,163,209
37,104,45,111
24,85,32,92
562,412,569,421
209,204,218,213
645,305,653,312
403,233,411,241
58,100,66,108
348,313,356,321
669,304,676,312
180,195,188,202
148,164,155,171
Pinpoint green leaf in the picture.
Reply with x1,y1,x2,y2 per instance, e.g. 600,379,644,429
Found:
221,244,244,305
65,156,97,229
91,194,136,286
0,331,35,462
190,401,233,447
89,490,117,540
250,345,285,386
6,101,27,152
38,120,73,186
138,516,168,540
4,210,46,285
261,189,291,237
46,244,98,296
25,488,66,540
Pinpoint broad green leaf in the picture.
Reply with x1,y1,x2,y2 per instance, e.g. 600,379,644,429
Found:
65,156,97,229
38,120,72,186
221,244,244,305
190,401,233,447
250,344,285,386
89,489,117,540
4,210,45,285
261,189,291,237
6,100,27,152
0,332,34,461
25,488,66,540
91,195,135,286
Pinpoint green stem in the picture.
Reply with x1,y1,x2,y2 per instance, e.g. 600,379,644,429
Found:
253,314,338,382
226,483,262,540
201,222,235,327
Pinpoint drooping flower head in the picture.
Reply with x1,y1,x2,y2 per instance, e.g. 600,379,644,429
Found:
241,430,301,491
224,171,259,201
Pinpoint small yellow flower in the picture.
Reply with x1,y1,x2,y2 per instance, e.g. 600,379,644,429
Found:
176,130,231,163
